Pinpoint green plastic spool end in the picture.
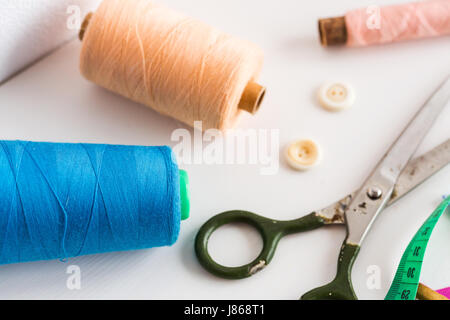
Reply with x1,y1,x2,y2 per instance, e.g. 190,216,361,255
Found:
179,170,190,221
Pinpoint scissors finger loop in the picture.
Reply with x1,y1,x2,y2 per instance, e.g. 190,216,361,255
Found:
195,210,284,279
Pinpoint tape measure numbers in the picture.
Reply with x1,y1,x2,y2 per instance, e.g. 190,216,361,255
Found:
385,196,450,300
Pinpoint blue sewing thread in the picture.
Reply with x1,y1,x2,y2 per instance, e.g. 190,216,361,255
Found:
0,141,181,265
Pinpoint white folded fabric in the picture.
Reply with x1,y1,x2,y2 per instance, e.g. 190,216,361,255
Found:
0,0,101,83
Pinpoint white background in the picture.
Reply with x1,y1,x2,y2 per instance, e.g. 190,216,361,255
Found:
0,0,448,300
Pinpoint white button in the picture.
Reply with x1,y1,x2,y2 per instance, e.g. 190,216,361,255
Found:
285,139,322,171
318,82,355,111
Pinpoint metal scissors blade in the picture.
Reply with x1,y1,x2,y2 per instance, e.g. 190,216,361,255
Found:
195,77,450,298
316,139,450,225
195,139,449,280
302,76,450,300
345,76,450,245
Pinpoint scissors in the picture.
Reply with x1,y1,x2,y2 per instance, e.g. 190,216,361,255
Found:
195,76,450,300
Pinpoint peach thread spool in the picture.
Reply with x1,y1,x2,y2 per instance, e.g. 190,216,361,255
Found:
318,0,450,47
79,0,265,131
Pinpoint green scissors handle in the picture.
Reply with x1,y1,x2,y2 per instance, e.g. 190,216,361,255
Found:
195,210,326,279
194,136,450,298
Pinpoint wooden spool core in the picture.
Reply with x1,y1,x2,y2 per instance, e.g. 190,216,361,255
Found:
318,16,347,46
79,13,265,115
79,12,93,41
238,82,266,114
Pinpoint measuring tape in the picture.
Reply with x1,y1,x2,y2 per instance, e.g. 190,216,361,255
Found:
385,196,450,300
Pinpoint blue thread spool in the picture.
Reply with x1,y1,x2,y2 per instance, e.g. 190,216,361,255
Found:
0,141,190,265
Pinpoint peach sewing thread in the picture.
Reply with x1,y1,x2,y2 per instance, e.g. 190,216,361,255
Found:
80,0,265,130
319,0,450,47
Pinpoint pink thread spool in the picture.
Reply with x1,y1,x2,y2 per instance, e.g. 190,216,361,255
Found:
319,0,450,47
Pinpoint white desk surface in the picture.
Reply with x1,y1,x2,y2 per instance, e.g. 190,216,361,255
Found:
0,0,448,300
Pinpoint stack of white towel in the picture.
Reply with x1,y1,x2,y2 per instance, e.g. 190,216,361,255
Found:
0,0,102,83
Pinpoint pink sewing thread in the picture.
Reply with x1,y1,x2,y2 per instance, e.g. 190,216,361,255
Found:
345,0,450,47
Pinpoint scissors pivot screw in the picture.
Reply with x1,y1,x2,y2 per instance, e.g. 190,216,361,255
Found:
367,187,382,200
